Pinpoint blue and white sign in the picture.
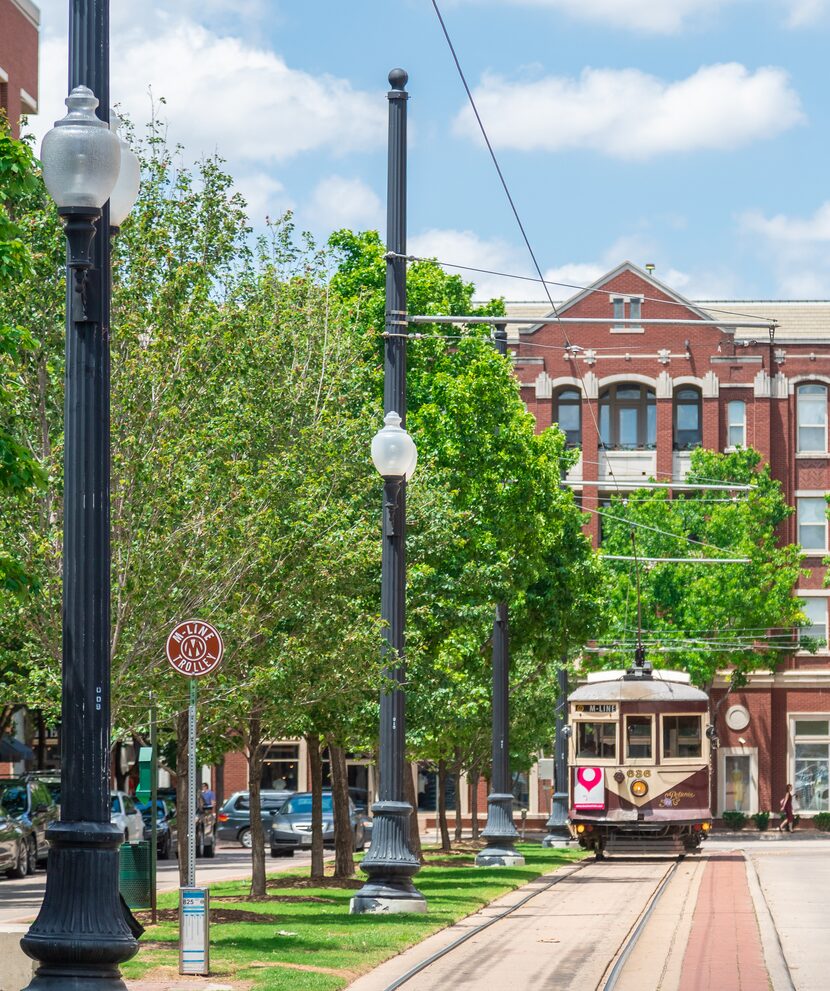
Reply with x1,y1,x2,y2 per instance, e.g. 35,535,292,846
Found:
179,887,210,975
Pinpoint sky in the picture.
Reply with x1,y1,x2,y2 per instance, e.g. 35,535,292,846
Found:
27,0,830,301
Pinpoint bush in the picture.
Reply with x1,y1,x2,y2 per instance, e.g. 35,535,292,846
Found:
752,811,770,831
722,810,748,830
814,812,830,831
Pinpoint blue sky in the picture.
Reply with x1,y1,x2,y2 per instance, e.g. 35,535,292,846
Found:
29,0,830,300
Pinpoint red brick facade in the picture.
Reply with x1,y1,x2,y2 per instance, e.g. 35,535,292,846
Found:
0,0,39,138
511,262,830,818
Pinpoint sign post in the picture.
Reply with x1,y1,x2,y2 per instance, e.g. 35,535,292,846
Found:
166,620,224,976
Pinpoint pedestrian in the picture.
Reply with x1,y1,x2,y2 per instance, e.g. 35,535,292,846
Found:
201,781,215,811
778,783,795,832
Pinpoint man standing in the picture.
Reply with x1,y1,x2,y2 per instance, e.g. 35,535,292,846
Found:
201,781,215,811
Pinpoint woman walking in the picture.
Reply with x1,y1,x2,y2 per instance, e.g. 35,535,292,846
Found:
778,783,795,832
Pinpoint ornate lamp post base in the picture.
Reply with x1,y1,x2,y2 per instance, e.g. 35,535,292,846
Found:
542,789,574,848
20,822,139,990
475,793,525,867
350,802,427,915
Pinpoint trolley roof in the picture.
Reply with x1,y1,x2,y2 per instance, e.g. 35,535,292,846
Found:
569,675,708,704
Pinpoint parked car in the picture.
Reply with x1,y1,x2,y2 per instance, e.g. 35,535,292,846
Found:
269,790,366,857
137,799,178,860
349,787,373,843
0,778,58,867
0,802,31,878
156,786,217,857
111,791,143,843
217,790,293,848
25,772,61,813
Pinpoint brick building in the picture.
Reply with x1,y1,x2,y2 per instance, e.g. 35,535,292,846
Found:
511,261,830,820
0,0,39,138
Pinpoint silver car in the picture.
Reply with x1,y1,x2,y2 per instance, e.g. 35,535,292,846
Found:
269,791,366,857
111,791,143,843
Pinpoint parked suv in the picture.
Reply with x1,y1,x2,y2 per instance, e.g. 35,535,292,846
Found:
269,790,366,857
0,778,58,867
152,789,216,858
217,790,293,848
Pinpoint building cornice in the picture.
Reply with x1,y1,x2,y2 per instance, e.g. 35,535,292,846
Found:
10,0,40,28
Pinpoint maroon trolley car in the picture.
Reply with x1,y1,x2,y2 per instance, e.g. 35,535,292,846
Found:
568,664,713,856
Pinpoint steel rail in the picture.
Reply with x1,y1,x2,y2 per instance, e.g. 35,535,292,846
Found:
379,858,594,991
600,859,682,991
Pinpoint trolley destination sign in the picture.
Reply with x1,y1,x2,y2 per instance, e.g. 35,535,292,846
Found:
166,620,224,677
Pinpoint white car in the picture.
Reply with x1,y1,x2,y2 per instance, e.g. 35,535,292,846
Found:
111,790,143,843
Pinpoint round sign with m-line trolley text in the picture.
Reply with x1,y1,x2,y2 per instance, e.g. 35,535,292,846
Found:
166,620,224,678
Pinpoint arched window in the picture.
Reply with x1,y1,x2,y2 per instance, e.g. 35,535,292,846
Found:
674,387,702,450
554,388,581,447
797,384,827,453
599,384,656,450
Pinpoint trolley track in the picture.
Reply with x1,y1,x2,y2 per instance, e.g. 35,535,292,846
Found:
376,854,685,991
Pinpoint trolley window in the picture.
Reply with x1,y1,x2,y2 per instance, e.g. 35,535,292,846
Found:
576,722,617,760
662,715,702,759
625,716,653,760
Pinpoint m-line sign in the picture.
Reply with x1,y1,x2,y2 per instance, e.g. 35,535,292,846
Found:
166,620,224,678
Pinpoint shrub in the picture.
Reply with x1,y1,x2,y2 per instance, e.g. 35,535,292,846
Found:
752,811,770,831
814,812,830,831
722,810,748,830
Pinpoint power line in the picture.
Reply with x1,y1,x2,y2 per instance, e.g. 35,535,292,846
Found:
581,504,740,555
601,555,751,564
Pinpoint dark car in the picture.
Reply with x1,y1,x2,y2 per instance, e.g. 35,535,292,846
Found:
0,802,32,878
0,778,58,868
349,787,373,843
155,787,216,858
217,790,293,848
269,790,366,858
138,799,178,860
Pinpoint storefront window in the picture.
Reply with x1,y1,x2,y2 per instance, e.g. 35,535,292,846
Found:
793,718,830,812
260,744,299,791
576,721,616,759
511,770,530,811
724,755,751,811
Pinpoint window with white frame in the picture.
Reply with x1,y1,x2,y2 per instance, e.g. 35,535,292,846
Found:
798,497,827,552
797,384,827,453
554,388,581,447
799,596,827,645
611,296,642,328
727,400,746,448
792,718,830,813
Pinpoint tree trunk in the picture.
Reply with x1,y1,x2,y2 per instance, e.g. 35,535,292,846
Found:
470,765,480,841
215,757,225,813
247,710,267,899
437,759,451,853
402,759,424,864
453,749,463,843
307,734,325,882
36,711,46,770
175,709,189,888
327,736,354,878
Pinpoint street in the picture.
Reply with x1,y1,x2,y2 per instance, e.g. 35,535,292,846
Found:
0,844,316,925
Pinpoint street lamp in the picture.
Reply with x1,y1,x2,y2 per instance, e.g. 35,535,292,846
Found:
21,81,141,991
108,113,141,232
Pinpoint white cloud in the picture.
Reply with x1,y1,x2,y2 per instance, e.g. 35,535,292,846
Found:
785,0,830,25
30,14,385,166
468,0,734,34
306,176,383,232
234,173,294,225
453,63,804,160
741,202,830,295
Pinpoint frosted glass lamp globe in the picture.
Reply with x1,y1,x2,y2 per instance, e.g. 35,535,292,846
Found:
371,412,418,480
108,113,141,228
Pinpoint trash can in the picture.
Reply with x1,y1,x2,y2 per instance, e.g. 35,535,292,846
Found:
119,841,152,910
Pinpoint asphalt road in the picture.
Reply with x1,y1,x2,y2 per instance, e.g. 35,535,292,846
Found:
0,842,308,925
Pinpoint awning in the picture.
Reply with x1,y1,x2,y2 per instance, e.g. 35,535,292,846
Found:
0,736,35,761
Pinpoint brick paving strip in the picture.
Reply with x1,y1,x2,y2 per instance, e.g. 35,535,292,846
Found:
678,852,770,991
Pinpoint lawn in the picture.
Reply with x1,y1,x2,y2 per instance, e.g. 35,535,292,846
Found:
122,843,584,990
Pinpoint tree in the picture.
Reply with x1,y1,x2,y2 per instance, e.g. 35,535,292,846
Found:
597,447,808,689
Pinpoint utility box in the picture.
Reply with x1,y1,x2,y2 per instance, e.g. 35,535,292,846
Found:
179,887,210,975
119,840,152,910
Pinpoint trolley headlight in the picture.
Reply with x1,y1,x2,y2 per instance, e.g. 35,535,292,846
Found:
630,779,648,798
576,824,585,834
702,822,711,831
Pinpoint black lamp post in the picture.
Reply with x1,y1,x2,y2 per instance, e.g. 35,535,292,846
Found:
475,603,524,867
543,662,572,846
21,4,141,985
350,69,426,916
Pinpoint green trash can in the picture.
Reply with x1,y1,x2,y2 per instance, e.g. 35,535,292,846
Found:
119,841,152,910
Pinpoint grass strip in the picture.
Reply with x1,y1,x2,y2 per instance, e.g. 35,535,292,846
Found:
122,843,585,990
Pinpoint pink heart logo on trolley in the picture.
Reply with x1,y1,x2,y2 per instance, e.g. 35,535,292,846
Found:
577,767,602,789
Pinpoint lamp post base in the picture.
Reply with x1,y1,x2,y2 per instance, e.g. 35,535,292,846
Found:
542,791,573,847
475,792,524,867
350,801,426,915
21,822,139,991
